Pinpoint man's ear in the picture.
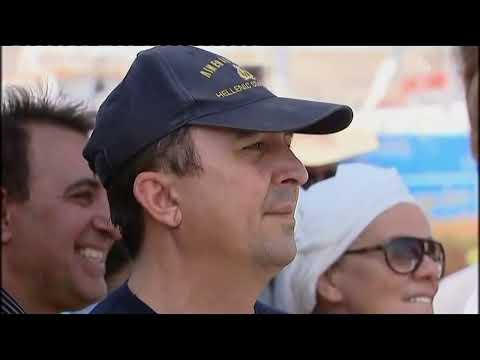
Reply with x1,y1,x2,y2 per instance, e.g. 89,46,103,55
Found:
1,188,13,244
316,267,344,304
133,172,182,228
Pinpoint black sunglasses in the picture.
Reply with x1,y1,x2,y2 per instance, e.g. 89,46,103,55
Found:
344,236,446,278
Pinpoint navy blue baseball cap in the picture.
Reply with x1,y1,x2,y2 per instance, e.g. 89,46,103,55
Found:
84,46,354,187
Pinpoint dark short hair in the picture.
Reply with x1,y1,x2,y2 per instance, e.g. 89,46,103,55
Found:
105,126,203,259
1,84,94,202
106,240,131,280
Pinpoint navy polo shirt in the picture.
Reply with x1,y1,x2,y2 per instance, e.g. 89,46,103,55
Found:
90,283,285,314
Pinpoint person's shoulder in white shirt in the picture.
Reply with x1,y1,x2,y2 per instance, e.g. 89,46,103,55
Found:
434,263,478,314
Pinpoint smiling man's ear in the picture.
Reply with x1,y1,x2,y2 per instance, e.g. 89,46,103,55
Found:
133,171,182,228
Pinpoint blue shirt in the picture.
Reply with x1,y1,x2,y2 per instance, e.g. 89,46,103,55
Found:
90,282,285,314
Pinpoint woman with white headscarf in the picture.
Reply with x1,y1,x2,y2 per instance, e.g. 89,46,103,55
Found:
273,163,446,314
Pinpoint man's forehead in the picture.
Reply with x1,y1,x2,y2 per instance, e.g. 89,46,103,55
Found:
25,124,97,185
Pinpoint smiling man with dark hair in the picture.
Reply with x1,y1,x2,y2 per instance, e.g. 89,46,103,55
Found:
1,85,120,314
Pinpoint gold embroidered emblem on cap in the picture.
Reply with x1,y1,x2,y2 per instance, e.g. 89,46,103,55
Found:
216,80,260,98
200,57,232,79
233,65,256,81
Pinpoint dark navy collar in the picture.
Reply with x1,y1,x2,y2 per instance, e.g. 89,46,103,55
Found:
91,282,285,314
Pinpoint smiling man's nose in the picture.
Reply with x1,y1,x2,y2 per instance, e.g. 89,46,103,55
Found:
92,215,122,241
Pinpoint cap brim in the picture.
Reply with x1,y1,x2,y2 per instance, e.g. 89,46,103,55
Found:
189,96,353,135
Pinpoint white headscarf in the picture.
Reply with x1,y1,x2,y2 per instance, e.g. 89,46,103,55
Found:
273,163,419,314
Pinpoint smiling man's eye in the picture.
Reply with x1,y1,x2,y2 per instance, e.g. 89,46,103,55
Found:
68,191,95,206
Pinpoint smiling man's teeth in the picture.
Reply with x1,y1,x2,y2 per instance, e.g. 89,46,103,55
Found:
408,296,432,304
79,248,105,263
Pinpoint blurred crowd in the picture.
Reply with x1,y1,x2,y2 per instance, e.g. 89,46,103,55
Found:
1,46,477,314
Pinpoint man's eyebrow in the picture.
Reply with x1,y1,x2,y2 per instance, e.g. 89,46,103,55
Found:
232,130,293,140
63,178,101,194
232,129,262,140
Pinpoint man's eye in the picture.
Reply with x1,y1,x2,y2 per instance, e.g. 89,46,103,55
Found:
69,191,94,206
244,142,265,151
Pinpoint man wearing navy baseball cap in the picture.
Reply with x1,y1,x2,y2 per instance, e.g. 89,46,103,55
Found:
84,46,353,314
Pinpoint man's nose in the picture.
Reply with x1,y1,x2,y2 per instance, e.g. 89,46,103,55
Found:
271,147,309,187
92,215,122,241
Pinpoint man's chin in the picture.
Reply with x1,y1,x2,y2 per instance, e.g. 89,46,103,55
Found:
71,281,107,308
270,239,297,268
